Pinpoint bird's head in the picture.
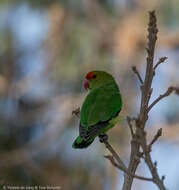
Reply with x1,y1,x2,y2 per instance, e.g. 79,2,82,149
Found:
84,71,115,90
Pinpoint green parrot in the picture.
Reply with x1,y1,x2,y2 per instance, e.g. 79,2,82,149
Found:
72,71,122,149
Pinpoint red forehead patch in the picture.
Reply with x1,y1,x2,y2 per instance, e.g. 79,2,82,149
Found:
86,72,95,80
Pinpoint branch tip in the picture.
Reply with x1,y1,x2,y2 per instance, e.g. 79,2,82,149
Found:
148,87,176,112
148,128,162,151
154,57,167,70
132,66,143,84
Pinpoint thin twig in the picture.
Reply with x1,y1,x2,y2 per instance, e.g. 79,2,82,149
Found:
132,66,143,84
148,128,162,150
103,139,126,169
126,116,134,137
154,57,167,70
139,130,167,190
148,87,176,112
104,155,153,182
145,152,166,190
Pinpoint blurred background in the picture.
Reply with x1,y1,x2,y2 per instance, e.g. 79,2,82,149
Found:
0,0,178,189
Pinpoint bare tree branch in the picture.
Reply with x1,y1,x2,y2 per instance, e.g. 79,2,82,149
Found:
132,66,143,84
122,136,140,190
127,116,135,138
104,155,154,182
107,10,177,190
101,136,155,183
139,10,158,126
154,57,167,70
73,10,177,190
138,129,167,190
148,87,176,112
122,10,158,190
102,138,126,169
122,11,173,190
148,128,162,150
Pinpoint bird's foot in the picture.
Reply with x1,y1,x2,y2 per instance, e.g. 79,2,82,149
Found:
99,134,108,143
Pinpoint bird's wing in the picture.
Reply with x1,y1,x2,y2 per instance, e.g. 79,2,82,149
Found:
80,83,122,140
79,111,120,141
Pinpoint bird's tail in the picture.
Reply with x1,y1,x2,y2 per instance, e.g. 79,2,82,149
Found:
72,136,95,149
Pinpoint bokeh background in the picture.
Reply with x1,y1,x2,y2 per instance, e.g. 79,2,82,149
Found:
0,0,179,189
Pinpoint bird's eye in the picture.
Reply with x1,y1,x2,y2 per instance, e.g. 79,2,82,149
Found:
92,75,97,79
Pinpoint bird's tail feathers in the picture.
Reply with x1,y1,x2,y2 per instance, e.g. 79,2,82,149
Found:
72,136,95,149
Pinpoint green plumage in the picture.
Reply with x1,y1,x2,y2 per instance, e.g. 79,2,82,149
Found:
72,71,122,149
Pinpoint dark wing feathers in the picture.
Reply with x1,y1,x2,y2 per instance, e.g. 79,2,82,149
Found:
80,110,120,141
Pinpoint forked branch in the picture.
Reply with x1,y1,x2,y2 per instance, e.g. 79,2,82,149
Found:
72,11,177,190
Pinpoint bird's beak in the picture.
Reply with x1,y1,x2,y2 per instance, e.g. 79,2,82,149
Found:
84,79,89,90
